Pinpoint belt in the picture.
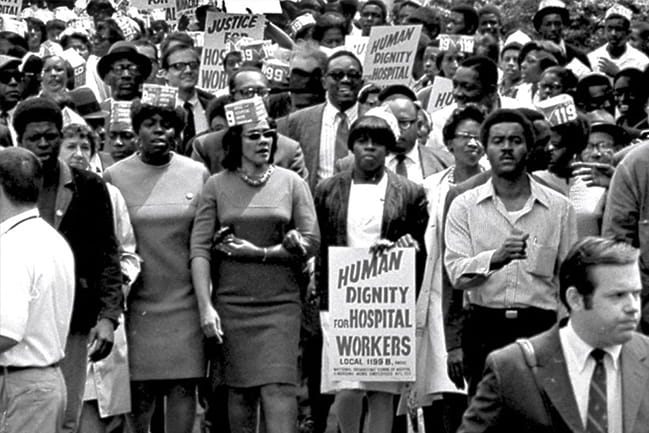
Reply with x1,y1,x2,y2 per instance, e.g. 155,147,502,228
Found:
1,362,59,374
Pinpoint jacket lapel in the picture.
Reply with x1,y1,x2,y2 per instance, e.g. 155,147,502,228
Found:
54,160,74,230
334,171,352,246
621,335,649,433
535,327,585,433
381,171,402,239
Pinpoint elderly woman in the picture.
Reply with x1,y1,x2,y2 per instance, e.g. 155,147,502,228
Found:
415,104,486,433
40,55,73,98
315,111,428,433
190,116,319,433
103,102,209,433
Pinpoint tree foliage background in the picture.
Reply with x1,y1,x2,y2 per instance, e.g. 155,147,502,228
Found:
427,0,649,51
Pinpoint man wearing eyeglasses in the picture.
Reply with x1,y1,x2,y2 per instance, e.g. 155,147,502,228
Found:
97,41,151,112
278,50,363,192
0,55,24,147
162,43,213,155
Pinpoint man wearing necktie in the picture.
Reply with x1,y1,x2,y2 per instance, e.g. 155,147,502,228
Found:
458,236,649,433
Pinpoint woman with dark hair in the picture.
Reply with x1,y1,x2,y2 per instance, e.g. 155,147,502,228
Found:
538,66,578,100
415,103,486,433
312,12,347,49
24,17,45,54
61,32,92,61
315,112,428,433
614,67,649,137
437,48,466,79
515,41,560,105
190,116,319,433
103,102,209,433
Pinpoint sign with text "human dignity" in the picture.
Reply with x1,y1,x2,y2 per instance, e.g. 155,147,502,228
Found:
363,25,422,88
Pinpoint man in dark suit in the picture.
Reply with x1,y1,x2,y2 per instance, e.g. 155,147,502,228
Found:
14,98,123,433
460,236,649,433
533,0,592,70
162,43,214,155
277,50,364,192
191,67,307,178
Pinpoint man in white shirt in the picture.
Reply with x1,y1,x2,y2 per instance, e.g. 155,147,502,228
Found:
587,4,649,78
458,236,649,433
0,147,75,433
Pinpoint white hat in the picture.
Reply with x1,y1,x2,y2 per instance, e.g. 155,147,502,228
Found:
364,106,401,141
605,4,633,22
503,30,532,48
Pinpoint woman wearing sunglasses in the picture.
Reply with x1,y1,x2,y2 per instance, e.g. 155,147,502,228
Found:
103,101,210,433
190,116,319,433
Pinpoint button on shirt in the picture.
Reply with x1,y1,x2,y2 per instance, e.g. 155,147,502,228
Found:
559,321,622,433
0,209,75,367
318,98,358,183
386,147,424,185
444,176,577,310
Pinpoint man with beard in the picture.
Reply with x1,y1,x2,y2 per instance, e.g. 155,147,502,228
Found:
97,41,151,112
588,4,649,78
0,55,23,146
444,108,577,396
533,0,591,69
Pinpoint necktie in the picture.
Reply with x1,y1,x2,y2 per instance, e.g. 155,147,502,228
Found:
335,112,349,161
182,101,195,156
586,349,608,433
395,153,408,178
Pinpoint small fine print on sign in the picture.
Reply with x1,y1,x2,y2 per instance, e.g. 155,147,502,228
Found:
534,93,577,127
327,247,416,382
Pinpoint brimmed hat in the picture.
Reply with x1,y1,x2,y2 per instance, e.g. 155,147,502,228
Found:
533,0,569,31
0,55,21,71
605,4,633,23
69,87,109,120
96,41,152,80
587,110,629,145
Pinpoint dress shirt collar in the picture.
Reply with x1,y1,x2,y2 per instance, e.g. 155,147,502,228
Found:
387,145,420,166
176,90,199,107
563,319,622,372
324,94,359,121
0,208,39,234
475,174,551,209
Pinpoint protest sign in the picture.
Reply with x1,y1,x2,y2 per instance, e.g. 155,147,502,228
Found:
237,39,273,64
200,12,265,91
262,58,290,88
0,0,21,16
425,77,454,114
224,96,267,127
0,14,26,35
110,100,133,127
566,57,590,79
437,34,475,53
186,31,204,48
141,84,178,108
534,94,577,127
175,0,200,20
224,0,281,14
61,48,86,88
132,0,176,21
345,35,368,66
328,247,416,381
363,25,421,87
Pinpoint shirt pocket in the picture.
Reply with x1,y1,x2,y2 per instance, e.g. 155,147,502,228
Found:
526,243,557,279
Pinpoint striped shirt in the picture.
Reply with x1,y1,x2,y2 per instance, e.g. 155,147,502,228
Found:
317,98,358,183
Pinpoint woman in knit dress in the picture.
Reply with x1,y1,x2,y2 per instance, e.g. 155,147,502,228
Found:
103,101,209,433
190,116,319,433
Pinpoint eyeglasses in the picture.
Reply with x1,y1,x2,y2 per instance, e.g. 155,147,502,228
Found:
110,63,140,75
235,87,270,98
397,118,417,130
455,131,481,143
169,61,199,72
326,69,362,81
0,70,23,84
242,129,276,140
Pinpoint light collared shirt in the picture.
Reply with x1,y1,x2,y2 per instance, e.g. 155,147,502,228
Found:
176,91,209,136
588,43,649,76
386,147,424,185
444,175,577,310
318,96,358,183
346,174,388,247
559,321,623,433
0,209,75,367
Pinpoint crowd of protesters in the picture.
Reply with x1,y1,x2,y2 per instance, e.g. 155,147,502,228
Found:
1,0,649,433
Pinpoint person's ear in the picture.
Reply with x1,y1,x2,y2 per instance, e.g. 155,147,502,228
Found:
566,286,585,311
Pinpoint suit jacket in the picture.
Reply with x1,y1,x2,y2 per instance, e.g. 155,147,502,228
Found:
46,160,123,333
333,145,450,179
314,169,429,310
459,325,649,433
190,129,308,178
196,88,214,110
277,103,326,191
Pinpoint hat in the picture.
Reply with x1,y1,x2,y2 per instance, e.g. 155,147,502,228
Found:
605,4,633,23
378,84,417,102
96,41,152,80
0,55,21,71
587,110,629,145
363,105,401,142
503,29,532,49
533,0,569,31
69,87,109,120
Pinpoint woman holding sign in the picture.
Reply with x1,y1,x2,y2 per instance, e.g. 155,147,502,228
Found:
314,109,428,433
103,100,209,433
190,102,319,433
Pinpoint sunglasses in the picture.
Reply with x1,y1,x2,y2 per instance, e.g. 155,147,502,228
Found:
242,129,276,140
326,69,362,81
0,70,23,84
